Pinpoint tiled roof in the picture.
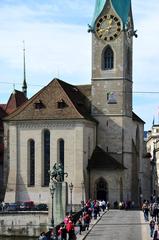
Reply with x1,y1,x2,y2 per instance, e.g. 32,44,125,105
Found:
5,90,28,114
88,146,126,170
4,79,96,123
0,104,6,110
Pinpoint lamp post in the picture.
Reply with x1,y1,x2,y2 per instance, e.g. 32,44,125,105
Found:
49,181,57,240
69,182,73,214
150,142,157,198
81,180,84,203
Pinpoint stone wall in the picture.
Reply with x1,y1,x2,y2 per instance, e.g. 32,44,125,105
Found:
0,211,48,237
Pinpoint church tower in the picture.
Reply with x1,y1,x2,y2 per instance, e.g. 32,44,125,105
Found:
91,0,134,160
90,0,137,200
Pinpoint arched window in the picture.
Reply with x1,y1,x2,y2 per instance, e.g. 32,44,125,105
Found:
103,46,114,70
44,130,50,186
57,138,64,181
28,139,35,186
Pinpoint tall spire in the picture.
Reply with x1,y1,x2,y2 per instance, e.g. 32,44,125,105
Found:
90,0,131,30
22,40,27,97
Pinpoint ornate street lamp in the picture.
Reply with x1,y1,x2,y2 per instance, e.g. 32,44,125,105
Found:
49,182,56,227
49,182,57,240
81,180,84,203
69,182,73,214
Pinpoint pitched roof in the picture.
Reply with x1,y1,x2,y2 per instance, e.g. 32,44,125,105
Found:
88,146,126,170
91,0,131,29
4,79,96,123
132,112,145,124
5,89,28,114
0,104,6,110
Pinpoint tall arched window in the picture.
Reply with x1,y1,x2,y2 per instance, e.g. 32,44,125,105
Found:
57,138,64,181
103,46,114,70
44,130,50,186
28,139,35,186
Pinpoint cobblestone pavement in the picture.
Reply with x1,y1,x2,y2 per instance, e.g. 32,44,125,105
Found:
77,210,151,240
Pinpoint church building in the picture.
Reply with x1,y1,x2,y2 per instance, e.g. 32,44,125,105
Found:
3,0,150,208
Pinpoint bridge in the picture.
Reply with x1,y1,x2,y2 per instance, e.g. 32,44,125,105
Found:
77,210,150,240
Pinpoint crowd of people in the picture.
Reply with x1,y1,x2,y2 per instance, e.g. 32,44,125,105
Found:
142,199,159,239
38,199,109,240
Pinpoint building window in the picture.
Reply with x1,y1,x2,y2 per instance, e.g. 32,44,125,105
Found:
34,100,45,109
44,130,50,186
102,46,114,70
57,99,66,109
28,139,35,186
57,139,64,181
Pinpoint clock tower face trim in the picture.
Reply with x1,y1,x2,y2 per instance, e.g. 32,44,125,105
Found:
95,14,122,42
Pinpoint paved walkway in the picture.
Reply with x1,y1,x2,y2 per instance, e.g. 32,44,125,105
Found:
76,210,151,240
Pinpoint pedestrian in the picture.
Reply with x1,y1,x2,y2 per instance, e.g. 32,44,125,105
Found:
38,232,47,240
101,200,106,211
83,212,91,230
153,223,159,240
149,218,155,238
66,219,75,240
106,201,110,211
142,201,149,221
1,201,5,211
77,217,82,235
58,224,67,240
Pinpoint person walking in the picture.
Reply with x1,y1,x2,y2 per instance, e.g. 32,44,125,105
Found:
142,201,149,221
153,223,159,240
150,218,156,238
58,224,67,240
66,219,75,240
38,232,47,240
77,217,83,235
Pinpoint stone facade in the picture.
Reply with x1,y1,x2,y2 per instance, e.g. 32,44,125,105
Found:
146,125,159,194
4,120,96,205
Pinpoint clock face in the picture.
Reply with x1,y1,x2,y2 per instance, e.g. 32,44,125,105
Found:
95,14,121,41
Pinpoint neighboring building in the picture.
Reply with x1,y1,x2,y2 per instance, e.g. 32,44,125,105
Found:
0,105,7,201
146,124,159,195
3,0,150,207
0,90,27,201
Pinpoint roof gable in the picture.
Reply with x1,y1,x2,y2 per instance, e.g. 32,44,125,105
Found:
88,146,126,170
5,90,28,114
4,79,95,122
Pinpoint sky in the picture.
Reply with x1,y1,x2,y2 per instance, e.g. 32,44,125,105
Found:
0,0,159,130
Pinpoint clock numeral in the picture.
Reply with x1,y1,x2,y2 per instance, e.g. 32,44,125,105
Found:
117,22,121,26
104,37,107,41
97,23,100,27
99,18,103,23
110,36,113,41
114,34,117,38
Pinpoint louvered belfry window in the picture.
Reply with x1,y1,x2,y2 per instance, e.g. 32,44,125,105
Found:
103,46,114,70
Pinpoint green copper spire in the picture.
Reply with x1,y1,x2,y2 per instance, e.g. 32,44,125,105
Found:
91,0,131,29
